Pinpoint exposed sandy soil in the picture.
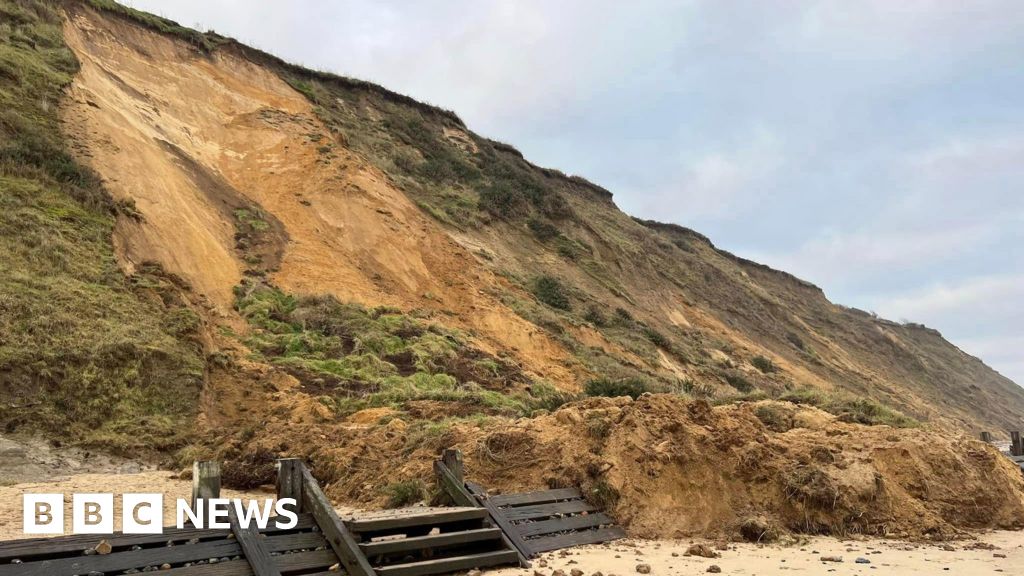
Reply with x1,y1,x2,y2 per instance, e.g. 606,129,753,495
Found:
490,532,1024,575
190,394,1024,540
60,4,577,386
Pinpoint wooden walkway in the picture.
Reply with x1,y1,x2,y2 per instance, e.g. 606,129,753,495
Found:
0,448,624,574
434,449,625,559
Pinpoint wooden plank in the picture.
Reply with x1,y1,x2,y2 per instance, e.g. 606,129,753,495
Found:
229,508,282,576
488,488,582,508
375,549,519,576
192,460,221,508
525,526,626,554
299,465,375,576
0,515,315,561
347,508,488,533
359,527,501,556
433,460,477,508
501,500,598,521
434,461,529,568
159,548,339,576
0,532,323,576
465,482,533,562
515,513,615,538
441,448,464,484
276,458,303,517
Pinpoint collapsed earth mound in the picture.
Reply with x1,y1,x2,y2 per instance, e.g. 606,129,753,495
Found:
202,394,1024,540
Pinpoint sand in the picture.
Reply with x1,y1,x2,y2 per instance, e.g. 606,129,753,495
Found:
490,532,1024,575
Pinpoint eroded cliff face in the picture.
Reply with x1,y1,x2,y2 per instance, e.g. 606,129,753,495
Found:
60,4,575,387
59,2,1024,440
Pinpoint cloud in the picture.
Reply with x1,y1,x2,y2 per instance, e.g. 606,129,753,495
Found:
874,274,1024,323
745,224,1000,289
632,128,785,220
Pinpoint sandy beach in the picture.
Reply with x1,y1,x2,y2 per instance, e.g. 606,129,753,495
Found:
490,532,1023,575
1,465,1020,574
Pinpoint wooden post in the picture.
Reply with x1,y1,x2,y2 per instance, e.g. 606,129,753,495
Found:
192,460,221,509
442,448,464,484
276,458,303,516
230,508,283,576
1011,431,1023,457
980,431,993,443
299,465,375,576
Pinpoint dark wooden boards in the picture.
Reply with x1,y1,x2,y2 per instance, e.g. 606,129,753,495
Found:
348,507,488,533
435,449,625,559
0,458,357,576
515,513,616,538
465,481,533,563
526,526,627,554
0,514,315,561
359,527,501,556
158,549,340,576
488,487,582,507
501,500,598,521
299,465,375,576
276,458,304,517
0,532,324,576
375,549,520,576
434,461,530,568
229,508,282,576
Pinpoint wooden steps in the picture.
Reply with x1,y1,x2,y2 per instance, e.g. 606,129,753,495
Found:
347,507,488,533
350,506,519,575
359,527,502,555
433,448,626,559
375,549,520,576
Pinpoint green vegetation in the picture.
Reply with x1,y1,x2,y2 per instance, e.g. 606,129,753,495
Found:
778,388,919,428
235,281,564,417
532,275,571,311
754,404,793,432
0,0,204,453
642,327,671,350
751,355,777,373
584,377,650,399
724,372,755,393
83,0,228,52
382,479,428,508
587,480,620,510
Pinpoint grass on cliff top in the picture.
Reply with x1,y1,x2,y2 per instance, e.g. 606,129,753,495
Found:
0,0,205,454
720,387,919,428
234,281,572,418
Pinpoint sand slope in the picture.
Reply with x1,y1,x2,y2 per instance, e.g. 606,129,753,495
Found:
60,4,573,384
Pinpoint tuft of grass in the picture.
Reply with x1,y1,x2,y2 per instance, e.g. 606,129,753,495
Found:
584,377,650,400
383,479,427,508
642,326,671,349
532,275,571,311
724,372,755,393
754,404,794,432
778,388,919,428
587,480,620,510
751,355,777,373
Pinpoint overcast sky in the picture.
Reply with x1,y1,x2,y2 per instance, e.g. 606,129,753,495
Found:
127,0,1024,385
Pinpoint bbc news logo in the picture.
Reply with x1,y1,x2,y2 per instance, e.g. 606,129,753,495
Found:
23,494,298,535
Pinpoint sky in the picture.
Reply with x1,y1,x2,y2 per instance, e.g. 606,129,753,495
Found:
127,0,1024,385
